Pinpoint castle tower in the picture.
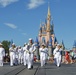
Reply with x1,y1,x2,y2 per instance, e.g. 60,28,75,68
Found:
39,23,42,45
35,37,40,60
46,5,51,44
38,4,58,56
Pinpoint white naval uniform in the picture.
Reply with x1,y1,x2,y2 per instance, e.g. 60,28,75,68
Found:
9,47,16,66
39,47,48,67
53,47,61,67
23,45,28,66
15,48,19,65
0,47,5,66
18,48,23,64
27,44,36,69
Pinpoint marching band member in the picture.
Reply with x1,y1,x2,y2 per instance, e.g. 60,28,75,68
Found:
23,43,28,66
53,44,62,67
9,43,16,66
0,43,5,66
27,38,36,70
15,46,19,65
18,46,23,64
39,43,48,67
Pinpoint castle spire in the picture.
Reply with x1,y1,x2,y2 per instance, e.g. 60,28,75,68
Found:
61,40,65,50
46,3,51,32
48,6,51,16
39,20,42,32
46,3,51,43
47,3,51,17
35,37,39,44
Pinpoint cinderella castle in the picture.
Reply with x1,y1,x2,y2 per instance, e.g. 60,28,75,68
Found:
35,5,60,57
38,5,57,48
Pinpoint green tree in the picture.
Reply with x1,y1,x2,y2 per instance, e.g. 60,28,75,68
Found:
2,40,10,53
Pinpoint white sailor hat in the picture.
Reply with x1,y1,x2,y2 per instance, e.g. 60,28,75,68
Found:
28,43,30,45
24,43,27,45
57,44,60,46
18,46,21,47
0,43,3,46
12,43,15,45
29,38,32,40
56,44,60,47
41,43,46,46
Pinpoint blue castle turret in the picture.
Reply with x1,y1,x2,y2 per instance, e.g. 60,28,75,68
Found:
9,39,13,48
35,37,40,60
35,37,39,46
73,40,76,48
72,40,76,53
61,40,65,50
54,37,57,43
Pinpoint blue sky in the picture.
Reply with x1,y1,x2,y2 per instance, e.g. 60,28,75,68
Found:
0,0,76,49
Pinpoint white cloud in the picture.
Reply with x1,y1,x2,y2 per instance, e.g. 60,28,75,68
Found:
0,0,19,7
27,0,45,9
4,23,17,29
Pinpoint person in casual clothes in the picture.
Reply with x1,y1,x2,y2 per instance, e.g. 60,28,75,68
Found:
0,43,5,66
65,51,70,64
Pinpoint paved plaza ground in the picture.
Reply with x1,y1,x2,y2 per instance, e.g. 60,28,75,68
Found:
0,62,76,75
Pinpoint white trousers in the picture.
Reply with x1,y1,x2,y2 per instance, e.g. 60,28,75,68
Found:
0,56,3,66
10,53,15,66
23,54,27,66
0,60,3,66
40,55,46,67
27,54,34,69
19,54,23,64
56,56,61,67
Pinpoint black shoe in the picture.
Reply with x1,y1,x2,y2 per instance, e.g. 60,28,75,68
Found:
57,64,61,67
25,65,27,68
13,63,15,66
28,68,31,70
31,65,33,69
45,63,47,65
10,66,13,67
